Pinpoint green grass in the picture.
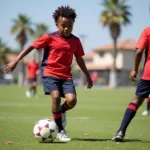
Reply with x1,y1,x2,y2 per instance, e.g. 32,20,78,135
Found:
0,85,150,150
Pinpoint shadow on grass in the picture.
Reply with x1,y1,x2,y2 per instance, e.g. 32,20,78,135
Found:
72,138,150,143
72,138,111,142
40,141,66,144
124,139,150,143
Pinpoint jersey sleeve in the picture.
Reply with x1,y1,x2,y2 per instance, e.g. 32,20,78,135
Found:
136,28,148,51
32,34,50,50
74,39,85,58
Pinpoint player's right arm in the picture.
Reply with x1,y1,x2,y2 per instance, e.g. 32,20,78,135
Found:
4,45,34,73
4,34,49,73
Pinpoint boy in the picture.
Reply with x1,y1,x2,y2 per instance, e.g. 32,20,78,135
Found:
4,5,93,142
112,27,150,142
25,56,39,98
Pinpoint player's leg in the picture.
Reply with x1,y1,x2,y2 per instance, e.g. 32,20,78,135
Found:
42,76,71,142
51,90,71,142
142,96,150,116
32,79,38,98
112,79,149,142
26,78,32,98
112,96,144,142
51,90,64,132
61,79,77,127
61,93,77,127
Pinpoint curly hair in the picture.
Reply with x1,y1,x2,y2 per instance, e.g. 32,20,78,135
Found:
53,5,77,23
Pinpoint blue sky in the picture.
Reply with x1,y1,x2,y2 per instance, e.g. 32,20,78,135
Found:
0,0,150,53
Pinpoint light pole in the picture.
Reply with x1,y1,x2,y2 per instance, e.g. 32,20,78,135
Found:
79,34,87,86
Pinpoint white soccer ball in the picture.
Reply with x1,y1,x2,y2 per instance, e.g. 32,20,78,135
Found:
33,119,57,143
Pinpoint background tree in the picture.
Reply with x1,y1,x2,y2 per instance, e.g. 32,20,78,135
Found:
0,39,7,64
11,14,34,85
0,38,16,77
100,0,131,87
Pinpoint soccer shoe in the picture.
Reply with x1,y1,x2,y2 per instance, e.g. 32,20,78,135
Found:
62,113,67,128
112,131,125,142
56,130,71,142
26,90,31,98
142,110,149,116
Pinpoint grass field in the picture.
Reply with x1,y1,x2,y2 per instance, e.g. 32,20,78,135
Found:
0,85,150,150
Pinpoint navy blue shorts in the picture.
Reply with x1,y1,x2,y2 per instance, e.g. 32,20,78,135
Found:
135,79,150,98
42,76,76,97
28,78,37,84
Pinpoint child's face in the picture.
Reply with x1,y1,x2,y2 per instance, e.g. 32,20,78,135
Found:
56,16,73,37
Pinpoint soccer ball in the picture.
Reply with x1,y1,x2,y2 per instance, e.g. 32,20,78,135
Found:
33,119,57,143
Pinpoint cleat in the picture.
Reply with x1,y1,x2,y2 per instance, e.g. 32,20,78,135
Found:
142,110,149,116
26,90,31,98
112,131,124,142
62,113,67,128
56,130,71,142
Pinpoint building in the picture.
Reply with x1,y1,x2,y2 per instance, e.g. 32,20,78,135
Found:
74,40,145,86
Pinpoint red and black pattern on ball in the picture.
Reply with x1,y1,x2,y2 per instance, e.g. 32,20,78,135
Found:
36,125,42,136
38,126,42,131
44,123,49,128
36,132,41,136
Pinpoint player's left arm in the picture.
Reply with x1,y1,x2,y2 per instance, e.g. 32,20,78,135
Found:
76,57,93,89
130,28,148,81
130,49,143,81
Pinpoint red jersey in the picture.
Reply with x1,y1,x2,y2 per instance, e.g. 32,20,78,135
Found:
136,27,150,80
26,62,39,78
32,31,85,79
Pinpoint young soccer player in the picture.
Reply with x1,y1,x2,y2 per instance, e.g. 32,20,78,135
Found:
112,27,150,142
142,96,150,116
25,56,40,98
4,5,93,142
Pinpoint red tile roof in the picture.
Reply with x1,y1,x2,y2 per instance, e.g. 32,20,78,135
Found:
83,51,95,60
93,40,137,52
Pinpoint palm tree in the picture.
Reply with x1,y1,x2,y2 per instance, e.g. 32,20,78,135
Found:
34,23,48,64
100,0,131,87
11,14,34,85
0,39,12,64
0,39,7,64
0,38,13,77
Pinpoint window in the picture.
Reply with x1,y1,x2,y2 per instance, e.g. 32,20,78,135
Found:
99,51,105,57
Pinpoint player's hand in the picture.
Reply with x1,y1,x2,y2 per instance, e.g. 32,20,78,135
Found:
4,61,17,73
36,69,40,75
86,76,93,89
129,70,137,81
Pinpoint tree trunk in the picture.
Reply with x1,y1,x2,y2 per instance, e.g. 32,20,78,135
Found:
17,45,25,86
109,39,117,88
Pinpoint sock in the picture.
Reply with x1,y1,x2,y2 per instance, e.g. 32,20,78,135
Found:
61,101,72,113
33,87,37,96
52,111,64,132
29,87,32,92
147,98,150,111
118,102,138,134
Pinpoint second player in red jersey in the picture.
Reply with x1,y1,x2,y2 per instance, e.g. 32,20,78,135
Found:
25,56,39,98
